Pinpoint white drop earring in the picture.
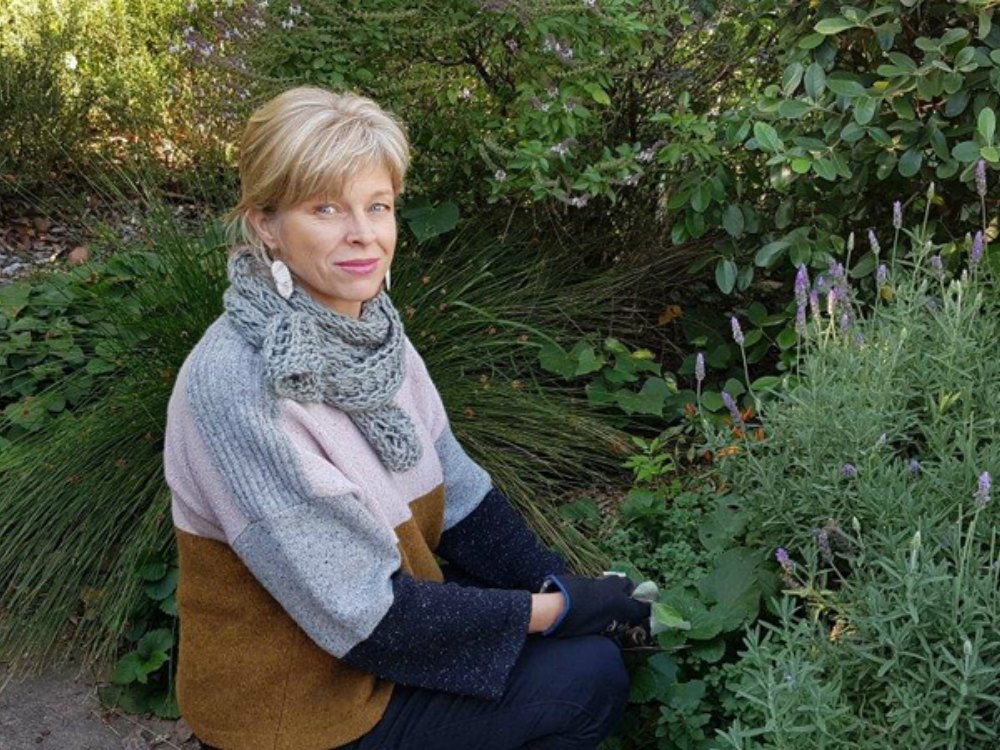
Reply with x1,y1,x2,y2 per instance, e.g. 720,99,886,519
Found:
270,258,294,299
384,266,392,292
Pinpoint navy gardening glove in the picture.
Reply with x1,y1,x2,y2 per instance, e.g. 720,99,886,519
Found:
538,573,651,639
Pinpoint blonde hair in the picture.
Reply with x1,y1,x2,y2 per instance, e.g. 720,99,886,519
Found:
226,86,410,260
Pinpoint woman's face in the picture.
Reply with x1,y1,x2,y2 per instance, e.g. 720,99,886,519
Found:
251,164,397,318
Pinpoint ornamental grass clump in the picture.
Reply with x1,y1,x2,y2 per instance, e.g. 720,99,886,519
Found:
714,207,999,747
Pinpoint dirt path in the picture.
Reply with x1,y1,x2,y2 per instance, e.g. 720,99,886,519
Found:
0,662,201,750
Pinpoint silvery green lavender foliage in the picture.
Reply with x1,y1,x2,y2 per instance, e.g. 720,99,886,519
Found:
713,228,999,747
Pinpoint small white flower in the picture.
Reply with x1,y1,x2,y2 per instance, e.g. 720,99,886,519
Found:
187,1,197,12
584,0,597,6
458,87,472,100
636,147,656,163
64,52,78,71
280,18,294,28
257,0,269,7
494,169,507,181
569,195,589,208
289,3,302,15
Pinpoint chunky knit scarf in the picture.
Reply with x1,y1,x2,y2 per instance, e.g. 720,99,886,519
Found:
222,245,422,473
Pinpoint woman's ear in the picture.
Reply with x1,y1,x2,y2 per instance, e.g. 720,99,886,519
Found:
248,207,280,253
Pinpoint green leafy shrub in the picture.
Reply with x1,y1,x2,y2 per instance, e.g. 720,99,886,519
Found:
711,212,999,745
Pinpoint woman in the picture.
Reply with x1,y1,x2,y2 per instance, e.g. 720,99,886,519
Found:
163,86,650,750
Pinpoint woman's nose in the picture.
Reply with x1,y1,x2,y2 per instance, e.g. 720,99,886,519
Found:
346,212,376,243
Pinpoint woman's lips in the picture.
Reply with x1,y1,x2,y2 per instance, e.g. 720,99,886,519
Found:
335,259,379,276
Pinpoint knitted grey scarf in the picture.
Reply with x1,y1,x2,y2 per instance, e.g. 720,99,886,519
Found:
222,245,422,473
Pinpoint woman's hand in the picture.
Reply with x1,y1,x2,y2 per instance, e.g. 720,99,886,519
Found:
535,573,650,639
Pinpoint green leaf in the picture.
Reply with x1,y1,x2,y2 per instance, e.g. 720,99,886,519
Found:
982,145,1000,163
569,341,604,376
754,240,789,267
135,561,167,581
979,107,996,144
853,96,877,125
798,33,826,50
826,78,868,98
898,149,923,177
778,100,812,119
790,156,811,174
0,284,30,318
812,158,838,181
752,122,783,152
815,17,855,35
951,140,982,163
400,200,460,243
782,62,804,97
691,638,726,663
538,343,576,378
715,259,737,294
652,602,692,632
804,62,826,98
722,204,745,237
143,568,178,601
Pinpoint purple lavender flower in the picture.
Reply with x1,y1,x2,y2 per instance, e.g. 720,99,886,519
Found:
730,316,745,346
721,390,743,427
839,311,852,331
868,229,881,256
775,547,793,573
809,289,821,324
841,463,858,479
976,471,992,508
893,200,903,230
909,458,922,475
795,303,807,336
877,264,888,286
794,264,810,306
976,159,987,199
854,332,865,347
816,528,833,564
971,231,984,271
931,254,944,281
695,352,705,383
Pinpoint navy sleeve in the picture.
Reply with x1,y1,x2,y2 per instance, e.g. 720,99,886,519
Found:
340,570,533,700
434,486,569,592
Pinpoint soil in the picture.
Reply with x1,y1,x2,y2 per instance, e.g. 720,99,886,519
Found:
0,661,203,750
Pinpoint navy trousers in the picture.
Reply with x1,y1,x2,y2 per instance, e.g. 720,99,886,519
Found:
199,565,631,750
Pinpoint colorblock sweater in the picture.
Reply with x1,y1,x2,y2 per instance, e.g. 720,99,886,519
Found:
163,313,567,750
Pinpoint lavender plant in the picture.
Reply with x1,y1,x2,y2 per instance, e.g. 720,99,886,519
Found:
711,201,1000,746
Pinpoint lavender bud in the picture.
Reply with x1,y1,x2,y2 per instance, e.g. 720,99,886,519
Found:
877,264,888,286
909,458,922,475
695,352,705,383
931,254,944,281
721,390,743,427
841,463,858,479
971,231,984,271
731,316,745,346
794,264,810,306
868,229,881,256
795,303,807,336
775,547,793,573
976,471,992,508
816,528,833,564
854,332,865,347
839,311,851,331
847,231,855,253
976,159,987,198
893,200,902,230
809,289,821,324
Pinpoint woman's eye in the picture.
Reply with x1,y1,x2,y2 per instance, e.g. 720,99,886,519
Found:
316,204,337,215
372,203,393,213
